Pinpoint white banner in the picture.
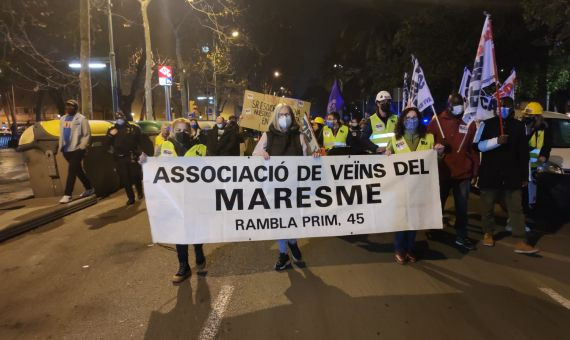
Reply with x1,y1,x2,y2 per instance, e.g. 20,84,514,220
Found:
459,66,472,101
143,151,443,244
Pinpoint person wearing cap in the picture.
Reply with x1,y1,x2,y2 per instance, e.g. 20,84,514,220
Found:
312,116,325,146
522,102,552,210
473,97,539,254
58,99,94,204
361,90,398,154
106,112,144,205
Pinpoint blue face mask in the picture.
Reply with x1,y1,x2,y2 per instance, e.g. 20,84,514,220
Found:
500,107,511,119
116,118,125,126
191,124,198,129
404,117,419,131
325,120,334,129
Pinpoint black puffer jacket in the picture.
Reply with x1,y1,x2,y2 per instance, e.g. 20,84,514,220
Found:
475,116,529,190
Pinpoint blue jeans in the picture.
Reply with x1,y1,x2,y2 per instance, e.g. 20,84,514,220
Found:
277,239,297,254
440,179,471,239
394,231,416,254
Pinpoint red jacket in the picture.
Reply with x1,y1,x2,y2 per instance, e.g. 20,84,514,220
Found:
427,110,479,180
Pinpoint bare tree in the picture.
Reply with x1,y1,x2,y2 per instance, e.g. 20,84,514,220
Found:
79,0,93,118
138,0,153,120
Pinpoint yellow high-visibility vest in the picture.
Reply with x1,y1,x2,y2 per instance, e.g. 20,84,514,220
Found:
369,113,398,148
323,125,349,150
159,140,207,157
529,130,544,168
390,133,434,154
155,134,167,148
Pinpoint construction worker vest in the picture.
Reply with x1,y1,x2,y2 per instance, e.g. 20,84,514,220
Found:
155,134,167,148
159,140,207,157
369,114,398,148
390,133,434,154
323,125,349,150
529,130,544,169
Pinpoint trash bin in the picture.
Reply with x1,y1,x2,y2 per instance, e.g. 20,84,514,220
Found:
18,120,120,198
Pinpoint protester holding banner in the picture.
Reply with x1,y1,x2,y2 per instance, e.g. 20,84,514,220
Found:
386,107,444,264
427,94,479,250
206,116,240,156
522,102,552,210
361,91,398,154
252,103,317,270
323,112,349,151
141,118,208,282
473,97,539,254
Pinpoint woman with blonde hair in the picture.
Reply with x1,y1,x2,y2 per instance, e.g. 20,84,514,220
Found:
253,103,319,270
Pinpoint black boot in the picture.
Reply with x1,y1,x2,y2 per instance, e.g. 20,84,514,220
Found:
172,263,191,283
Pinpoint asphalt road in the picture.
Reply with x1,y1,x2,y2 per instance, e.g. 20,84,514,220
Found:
1,191,569,340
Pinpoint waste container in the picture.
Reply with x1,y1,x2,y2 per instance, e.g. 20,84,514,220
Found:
18,120,171,198
18,120,119,198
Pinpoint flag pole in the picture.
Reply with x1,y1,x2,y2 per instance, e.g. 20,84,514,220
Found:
431,105,446,139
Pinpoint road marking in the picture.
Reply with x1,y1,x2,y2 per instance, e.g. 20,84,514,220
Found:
199,285,234,340
539,287,570,310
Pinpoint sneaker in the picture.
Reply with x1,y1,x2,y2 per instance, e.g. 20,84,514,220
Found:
172,264,191,283
455,237,476,250
59,195,72,204
394,252,406,265
514,241,540,254
405,253,417,263
483,233,495,247
288,242,302,262
80,188,95,198
274,253,290,271
126,199,135,206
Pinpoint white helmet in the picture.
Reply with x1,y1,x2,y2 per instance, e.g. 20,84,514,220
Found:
375,90,392,102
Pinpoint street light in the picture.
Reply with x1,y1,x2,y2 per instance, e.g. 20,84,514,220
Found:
69,62,107,69
231,30,239,38
274,71,281,78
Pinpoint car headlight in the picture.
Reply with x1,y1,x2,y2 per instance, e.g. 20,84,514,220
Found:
536,162,565,175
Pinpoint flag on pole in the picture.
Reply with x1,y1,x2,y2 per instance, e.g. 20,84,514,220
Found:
459,67,472,101
463,15,499,125
496,69,517,100
402,72,409,112
407,55,435,112
326,79,344,114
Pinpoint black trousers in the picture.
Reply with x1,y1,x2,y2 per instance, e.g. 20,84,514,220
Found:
63,149,92,196
115,156,143,201
176,244,205,266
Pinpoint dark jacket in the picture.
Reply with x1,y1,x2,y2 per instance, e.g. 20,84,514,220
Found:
205,124,240,156
106,123,142,159
428,110,479,180
347,127,368,155
266,124,303,156
475,116,529,190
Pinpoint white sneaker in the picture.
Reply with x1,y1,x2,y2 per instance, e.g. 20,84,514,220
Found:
80,188,95,198
59,195,72,204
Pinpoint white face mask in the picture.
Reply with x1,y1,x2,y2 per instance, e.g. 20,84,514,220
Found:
278,115,292,130
216,123,224,129
451,105,464,116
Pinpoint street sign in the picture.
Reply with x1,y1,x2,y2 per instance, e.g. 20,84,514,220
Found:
158,65,173,86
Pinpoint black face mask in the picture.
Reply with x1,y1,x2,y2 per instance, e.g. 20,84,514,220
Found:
175,132,191,145
380,103,391,112
523,116,535,124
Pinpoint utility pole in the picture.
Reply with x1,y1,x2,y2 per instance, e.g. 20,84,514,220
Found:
212,34,217,117
107,0,119,116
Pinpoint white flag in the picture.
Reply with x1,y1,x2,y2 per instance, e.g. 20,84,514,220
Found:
496,69,517,100
407,56,435,112
459,67,472,101
402,72,409,112
463,15,498,125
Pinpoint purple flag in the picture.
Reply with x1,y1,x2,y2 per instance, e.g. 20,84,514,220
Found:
327,79,344,114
